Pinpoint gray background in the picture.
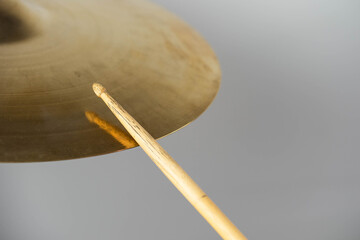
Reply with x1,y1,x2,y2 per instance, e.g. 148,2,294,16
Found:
1,0,359,239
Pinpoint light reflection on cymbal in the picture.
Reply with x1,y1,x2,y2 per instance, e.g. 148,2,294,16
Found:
85,111,137,149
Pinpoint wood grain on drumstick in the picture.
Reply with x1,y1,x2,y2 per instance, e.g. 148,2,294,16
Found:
92,83,247,240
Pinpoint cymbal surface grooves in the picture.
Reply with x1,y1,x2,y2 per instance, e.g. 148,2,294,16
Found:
0,0,221,162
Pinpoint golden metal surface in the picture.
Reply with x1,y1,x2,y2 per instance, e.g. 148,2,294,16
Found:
0,0,221,162
85,111,137,149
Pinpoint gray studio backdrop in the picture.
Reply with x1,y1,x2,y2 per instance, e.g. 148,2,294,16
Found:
1,0,359,239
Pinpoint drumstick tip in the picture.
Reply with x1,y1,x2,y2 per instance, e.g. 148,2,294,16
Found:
93,83,106,97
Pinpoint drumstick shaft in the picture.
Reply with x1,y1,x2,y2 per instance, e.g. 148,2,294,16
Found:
93,83,247,240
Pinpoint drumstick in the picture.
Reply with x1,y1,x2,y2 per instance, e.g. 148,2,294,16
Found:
92,83,247,240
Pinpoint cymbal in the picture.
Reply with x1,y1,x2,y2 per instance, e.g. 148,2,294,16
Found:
0,0,221,162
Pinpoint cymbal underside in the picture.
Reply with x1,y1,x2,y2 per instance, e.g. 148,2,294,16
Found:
0,0,220,162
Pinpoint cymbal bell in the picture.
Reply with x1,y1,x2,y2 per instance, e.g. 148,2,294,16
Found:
0,0,221,162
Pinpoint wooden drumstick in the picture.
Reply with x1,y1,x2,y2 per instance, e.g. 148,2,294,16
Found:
92,83,247,240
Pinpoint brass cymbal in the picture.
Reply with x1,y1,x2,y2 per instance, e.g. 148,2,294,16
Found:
0,0,221,162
